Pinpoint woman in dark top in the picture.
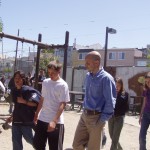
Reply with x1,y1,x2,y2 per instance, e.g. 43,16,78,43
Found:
108,77,129,150
6,70,41,150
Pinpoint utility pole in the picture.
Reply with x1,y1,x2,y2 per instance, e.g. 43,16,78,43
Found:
104,27,109,70
14,29,19,72
1,39,4,71
104,27,117,70
28,47,30,72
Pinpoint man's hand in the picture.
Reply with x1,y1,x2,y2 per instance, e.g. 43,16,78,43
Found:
47,121,56,132
34,113,38,125
139,116,142,125
6,116,13,123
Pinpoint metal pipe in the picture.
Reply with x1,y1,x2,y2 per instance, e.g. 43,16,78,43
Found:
62,31,69,81
14,29,19,72
71,67,75,91
0,32,65,49
0,31,69,81
34,34,42,90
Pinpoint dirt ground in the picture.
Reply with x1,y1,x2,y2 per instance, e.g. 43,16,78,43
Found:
0,104,150,150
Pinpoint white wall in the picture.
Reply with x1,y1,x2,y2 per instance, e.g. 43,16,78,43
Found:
65,66,150,95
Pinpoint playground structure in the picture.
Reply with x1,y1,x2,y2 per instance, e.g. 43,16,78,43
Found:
0,31,69,89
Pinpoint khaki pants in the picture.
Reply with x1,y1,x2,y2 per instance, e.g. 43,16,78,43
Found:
73,112,105,150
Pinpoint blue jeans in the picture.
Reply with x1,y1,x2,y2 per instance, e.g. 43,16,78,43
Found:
139,112,150,150
12,125,34,150
108,115,124,150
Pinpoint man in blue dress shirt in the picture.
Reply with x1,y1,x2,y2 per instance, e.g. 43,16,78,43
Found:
73,51,116,150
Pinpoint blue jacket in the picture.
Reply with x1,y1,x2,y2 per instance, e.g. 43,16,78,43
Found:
12,85,41,125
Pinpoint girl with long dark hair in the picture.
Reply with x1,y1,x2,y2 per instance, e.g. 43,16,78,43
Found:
108,77,129,150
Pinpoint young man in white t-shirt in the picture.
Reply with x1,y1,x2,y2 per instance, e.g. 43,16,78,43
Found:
33,60,70,150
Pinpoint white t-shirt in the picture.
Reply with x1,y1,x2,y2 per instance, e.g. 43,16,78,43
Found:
38,78,70,124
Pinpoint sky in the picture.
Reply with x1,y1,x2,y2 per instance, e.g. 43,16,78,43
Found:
1,0,150,57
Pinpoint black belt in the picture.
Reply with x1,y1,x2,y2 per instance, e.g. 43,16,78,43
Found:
84,109,101,115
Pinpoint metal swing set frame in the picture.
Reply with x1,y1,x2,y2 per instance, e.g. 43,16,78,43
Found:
0,31,69,89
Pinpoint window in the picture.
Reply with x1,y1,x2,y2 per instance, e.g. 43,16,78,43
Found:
109,52,116,60
137,61,147,66
118,52,125,60
55,51,59,57
60,51,64,57
78,53,87,60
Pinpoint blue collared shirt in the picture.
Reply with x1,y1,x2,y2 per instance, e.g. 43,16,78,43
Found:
83,68,116,122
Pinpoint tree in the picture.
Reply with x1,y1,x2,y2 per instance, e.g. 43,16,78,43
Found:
39,49,58,71
147,49,150,67
0,18,3,32
0,0,3,33
3,67,12,76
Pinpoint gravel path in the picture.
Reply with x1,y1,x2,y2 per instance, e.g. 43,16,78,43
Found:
0,104,150,150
